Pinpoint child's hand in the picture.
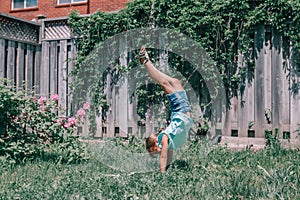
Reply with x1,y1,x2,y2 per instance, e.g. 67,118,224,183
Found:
139,46,150,65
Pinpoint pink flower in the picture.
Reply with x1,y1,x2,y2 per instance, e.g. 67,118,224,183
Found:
77,108,86,117
68,117,76,127
83,102,90,110
63,123,69,129
38,96,47,104
51,94,59,101
39,104,45,110
141,119,145,125
145,113,149,119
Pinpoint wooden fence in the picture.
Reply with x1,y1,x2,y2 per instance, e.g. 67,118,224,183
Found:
222,25,300,142
0,13,299,144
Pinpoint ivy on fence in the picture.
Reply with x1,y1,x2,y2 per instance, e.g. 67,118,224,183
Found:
68,0,300,127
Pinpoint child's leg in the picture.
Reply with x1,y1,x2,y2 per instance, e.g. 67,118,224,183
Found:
140,47,184,94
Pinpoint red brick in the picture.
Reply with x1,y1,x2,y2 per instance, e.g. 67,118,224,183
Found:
0,0,128,20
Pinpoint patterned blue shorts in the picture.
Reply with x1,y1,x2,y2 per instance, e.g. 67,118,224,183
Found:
167,90,192,114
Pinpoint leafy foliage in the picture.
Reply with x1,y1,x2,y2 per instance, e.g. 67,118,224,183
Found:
68,0,300,125
0,80,89,164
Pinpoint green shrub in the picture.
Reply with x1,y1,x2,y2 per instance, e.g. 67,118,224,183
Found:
0,79,89,164
264,128,281,155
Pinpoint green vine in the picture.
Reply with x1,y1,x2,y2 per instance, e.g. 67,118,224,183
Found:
68,0,300,131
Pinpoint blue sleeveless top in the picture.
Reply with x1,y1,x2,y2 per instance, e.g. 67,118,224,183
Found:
157,90,193,150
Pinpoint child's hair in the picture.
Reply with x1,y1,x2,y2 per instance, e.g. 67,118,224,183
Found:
145,128,165,153
145,133,158,153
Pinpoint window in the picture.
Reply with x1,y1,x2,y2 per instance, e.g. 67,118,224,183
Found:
12,0,38,9
58,0,86,4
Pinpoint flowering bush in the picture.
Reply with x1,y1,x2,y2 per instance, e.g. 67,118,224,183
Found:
0,79,89,164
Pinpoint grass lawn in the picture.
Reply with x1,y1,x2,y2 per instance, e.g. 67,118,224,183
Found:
0,138,299,200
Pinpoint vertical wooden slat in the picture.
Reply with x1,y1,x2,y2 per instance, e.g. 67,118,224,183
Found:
26,44,33,91
264,29,272,126
248,81,255,126
40,42,50,96
67,41,76,116
254,25,265,138
271,30,284,137
50,41,58,94
223,109,231,136
58,40,67,113
145,109,153,138
34,45,41,94
7,40,16,84
238,50,248,137
106,72,115,137
81,95,90,137
127,51,138,136
0,39,5,78
230,97,238,131
118,37,128,137
290,42,299,139
280,40,290,134
16,43,25,89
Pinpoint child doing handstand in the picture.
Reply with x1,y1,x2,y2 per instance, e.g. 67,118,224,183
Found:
139,47,194,173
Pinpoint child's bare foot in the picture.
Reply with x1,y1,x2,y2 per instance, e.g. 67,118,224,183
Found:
139,46,150,65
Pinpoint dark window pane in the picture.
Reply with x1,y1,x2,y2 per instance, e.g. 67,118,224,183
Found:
26,0,37,7
13,0,25,9
73,0,86,2
59,0,71,4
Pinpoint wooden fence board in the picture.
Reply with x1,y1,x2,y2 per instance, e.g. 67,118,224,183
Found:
50,41,58,94
271,30,284,137
40,42,50,96
264,32,272,123
34,45,41,94
290,42,300,139
58,40,67,113
254,25,265,137
0,39,5,78
7,40,15,84
67,41,76,116
106,72,115,138
230,97,238,130
26,44,33,91
16,42,25,89
106,79,113,137
238,50,248,137
118,38,128,137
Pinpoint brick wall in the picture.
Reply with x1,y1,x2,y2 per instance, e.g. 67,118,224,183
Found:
0,0,128,20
